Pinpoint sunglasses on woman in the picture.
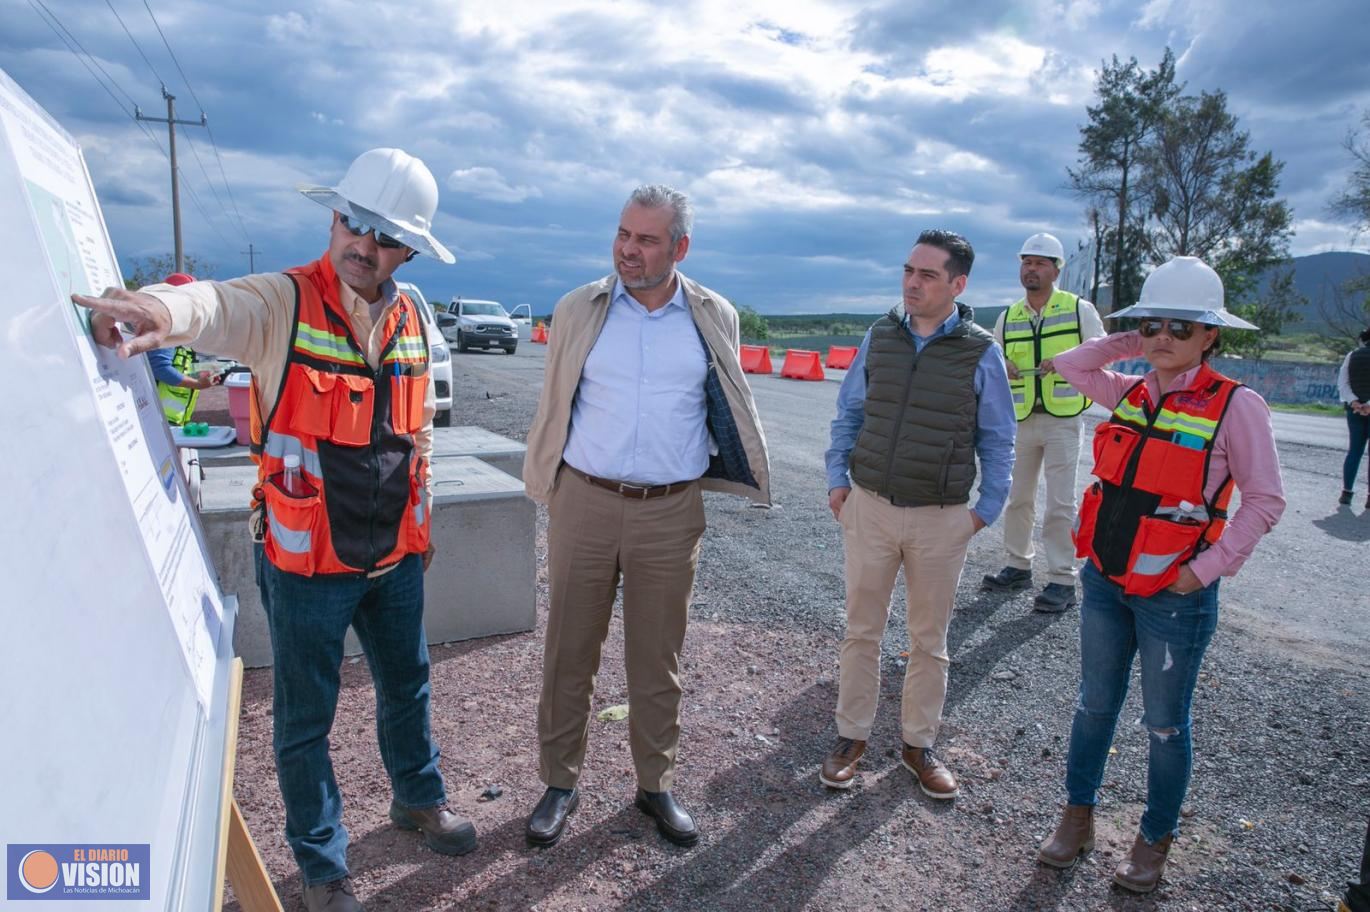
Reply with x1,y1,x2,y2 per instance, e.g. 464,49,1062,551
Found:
338,214,407,250
1137,318,1197,340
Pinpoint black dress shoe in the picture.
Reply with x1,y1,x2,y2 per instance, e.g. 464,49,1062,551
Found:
634,788,699,847
526,787,578,847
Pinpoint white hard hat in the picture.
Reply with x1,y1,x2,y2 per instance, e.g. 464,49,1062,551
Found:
299,148,455,264
1109,256,1258,330
1019,232,1065,267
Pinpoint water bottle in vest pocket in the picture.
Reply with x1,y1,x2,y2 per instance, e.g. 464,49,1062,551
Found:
261,472,323,576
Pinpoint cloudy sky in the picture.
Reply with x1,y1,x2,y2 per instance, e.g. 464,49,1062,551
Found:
2,0,1367,314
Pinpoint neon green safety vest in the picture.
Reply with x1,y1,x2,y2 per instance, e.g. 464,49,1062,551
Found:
1002,289,1091,420
157,346,199,427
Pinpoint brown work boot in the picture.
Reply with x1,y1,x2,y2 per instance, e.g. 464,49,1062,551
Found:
900,744,959,799
1037,804,1095,868
389,800,477,856
818,737,866,789
302,876,362,912
1113,831,1174,893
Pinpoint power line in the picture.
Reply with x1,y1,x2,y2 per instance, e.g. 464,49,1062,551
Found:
104,0,163,89
141,0,252,243
142,0,204,112
28,1,239,255
29,0,140,115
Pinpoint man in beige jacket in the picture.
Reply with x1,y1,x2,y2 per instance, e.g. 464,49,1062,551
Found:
522,184,770,850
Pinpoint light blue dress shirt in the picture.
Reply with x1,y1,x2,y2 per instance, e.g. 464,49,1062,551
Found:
562,278,710,485
824,307,1017,525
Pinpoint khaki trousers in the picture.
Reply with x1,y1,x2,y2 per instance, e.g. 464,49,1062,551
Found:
835,484,977,748
538,468,706,792
1002,411,1083,585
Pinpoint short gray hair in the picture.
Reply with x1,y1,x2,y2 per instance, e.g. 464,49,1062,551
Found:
625,184,693,246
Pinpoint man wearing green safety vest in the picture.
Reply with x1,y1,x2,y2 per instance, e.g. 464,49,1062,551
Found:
983,233,1105,612
148,273,219,426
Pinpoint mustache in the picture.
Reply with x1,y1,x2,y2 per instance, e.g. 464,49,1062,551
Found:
344,251,377,270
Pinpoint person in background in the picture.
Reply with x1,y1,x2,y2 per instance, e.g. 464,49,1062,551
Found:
1036,256,1285,894
1337,326,1370,507
148,272,219,425
983,232,1105,612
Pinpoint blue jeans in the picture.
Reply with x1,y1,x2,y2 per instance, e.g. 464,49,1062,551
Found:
1065,562,1219,844
1345,405,1370,492
256,547,445,885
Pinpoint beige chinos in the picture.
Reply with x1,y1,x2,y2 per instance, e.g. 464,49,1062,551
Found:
1002,411,1083,585
835,484,978,748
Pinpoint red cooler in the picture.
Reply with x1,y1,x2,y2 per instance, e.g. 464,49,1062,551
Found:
224,373,252,445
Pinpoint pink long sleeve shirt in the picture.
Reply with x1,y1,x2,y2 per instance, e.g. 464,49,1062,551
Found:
1054,331,1286,587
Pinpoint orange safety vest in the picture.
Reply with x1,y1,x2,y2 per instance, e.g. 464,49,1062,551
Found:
1072,362,1240,597
249,256,431,576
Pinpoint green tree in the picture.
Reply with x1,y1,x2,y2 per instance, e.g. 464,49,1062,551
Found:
1139,90,1292,304
1069,50,1181,312
1225,267,1304,361
737,303,769,342
1331,108,1370,235
123,254,215,290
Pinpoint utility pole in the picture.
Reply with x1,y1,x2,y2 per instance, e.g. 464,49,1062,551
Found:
136,86,206,274
242,242,258,273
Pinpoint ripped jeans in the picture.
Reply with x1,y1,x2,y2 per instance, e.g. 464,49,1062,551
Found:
1065,562,1219,844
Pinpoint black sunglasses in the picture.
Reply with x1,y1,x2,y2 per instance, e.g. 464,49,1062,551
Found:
338,214,407,250
1138,318,1197,340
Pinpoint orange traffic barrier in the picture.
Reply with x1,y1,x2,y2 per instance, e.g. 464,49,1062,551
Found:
780,349,825,381
825,345,858,369
531,322,548,344
739,344,773,374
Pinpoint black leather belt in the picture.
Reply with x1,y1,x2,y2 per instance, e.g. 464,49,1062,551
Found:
566,465,693,500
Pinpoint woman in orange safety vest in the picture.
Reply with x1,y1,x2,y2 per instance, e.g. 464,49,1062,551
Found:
1034,257,1286,894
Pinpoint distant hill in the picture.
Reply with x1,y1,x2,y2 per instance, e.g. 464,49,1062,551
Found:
1258,251,1370,331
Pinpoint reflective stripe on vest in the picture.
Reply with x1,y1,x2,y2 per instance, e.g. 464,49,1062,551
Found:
1002,290,1091,420
1075,363,1241,597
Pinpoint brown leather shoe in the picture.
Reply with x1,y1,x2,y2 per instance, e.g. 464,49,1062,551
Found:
1113,831,1174,893
818,737,866,789
389,800,477,856
303,876,362,912
1037,804,1095,868
900,744,958,799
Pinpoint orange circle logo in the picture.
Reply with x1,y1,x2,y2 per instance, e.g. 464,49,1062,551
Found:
19,850,59,893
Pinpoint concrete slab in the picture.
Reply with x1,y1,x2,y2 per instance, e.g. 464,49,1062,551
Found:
200,456,535,667
195,425,527,477
430,426,526,479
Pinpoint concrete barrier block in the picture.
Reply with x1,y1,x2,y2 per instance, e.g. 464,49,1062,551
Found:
199,456,535,668
430,426,526,479
196,426,527,478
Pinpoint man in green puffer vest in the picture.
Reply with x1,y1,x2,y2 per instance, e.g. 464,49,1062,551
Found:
819,229,1016,799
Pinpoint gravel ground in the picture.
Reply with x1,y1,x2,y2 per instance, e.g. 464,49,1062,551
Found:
222,347,1369,912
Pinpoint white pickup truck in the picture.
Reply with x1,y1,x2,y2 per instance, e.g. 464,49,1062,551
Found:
438,298,519,354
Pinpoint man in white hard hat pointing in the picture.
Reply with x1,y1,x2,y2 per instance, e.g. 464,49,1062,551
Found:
983,233,1105,612
75,149,471,912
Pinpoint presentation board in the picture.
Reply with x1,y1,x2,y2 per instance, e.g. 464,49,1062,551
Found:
0,67,240,909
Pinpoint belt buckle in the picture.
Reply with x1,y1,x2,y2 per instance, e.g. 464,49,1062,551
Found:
617,481,651,499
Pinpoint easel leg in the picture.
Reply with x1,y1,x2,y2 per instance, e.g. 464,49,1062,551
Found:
225,798,282,912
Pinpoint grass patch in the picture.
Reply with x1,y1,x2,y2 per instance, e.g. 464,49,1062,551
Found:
1269,402,1345,416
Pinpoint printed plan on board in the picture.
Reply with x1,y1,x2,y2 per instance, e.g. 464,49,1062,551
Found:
0,69,223,709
